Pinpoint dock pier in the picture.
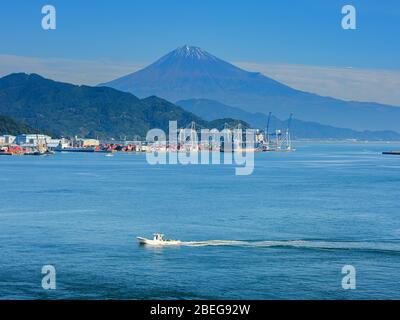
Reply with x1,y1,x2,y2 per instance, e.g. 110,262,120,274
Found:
382,151,400,155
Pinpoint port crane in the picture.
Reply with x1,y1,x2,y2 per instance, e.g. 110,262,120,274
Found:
263,113,293,152
265,112,272,144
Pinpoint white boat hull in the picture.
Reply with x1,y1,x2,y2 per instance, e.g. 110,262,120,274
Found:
137,237,181,246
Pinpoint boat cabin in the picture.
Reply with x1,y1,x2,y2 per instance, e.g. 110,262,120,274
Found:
153,233,165,241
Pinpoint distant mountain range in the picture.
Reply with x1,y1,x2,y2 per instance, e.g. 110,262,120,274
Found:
177,99,400,140
0,73,247,139
0,73,398,141
101,45,400,133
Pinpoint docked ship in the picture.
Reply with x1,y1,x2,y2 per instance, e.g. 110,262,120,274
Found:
382,150,400,155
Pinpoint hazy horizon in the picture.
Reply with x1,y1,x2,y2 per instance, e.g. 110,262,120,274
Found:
1,50,399,107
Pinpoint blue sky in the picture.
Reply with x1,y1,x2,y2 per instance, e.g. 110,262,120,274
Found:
0,0,399,69
0,0,399,105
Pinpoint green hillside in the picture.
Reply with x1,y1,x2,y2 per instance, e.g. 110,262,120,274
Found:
0,73,247,139
0,115,40,136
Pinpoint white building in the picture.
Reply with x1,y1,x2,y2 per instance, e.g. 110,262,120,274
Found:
15,134,52,147
0,135,16,145
255,130,265,143
47,138,70,149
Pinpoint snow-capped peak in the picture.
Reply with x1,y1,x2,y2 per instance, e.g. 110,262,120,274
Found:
171,45,217,60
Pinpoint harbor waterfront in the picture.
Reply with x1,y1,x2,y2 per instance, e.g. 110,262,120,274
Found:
0,125,291,156
1,141,400,299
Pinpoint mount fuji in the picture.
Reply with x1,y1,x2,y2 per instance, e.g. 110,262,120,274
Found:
100,46,400,132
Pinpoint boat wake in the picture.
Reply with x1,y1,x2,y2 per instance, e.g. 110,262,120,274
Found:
177,239,400,253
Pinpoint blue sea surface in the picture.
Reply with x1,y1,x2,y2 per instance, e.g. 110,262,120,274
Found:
0,142,400,299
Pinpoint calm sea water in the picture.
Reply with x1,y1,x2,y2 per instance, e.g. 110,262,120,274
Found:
1,142,400,299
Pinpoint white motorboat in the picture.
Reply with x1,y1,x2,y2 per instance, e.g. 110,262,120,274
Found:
137,233,181,246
